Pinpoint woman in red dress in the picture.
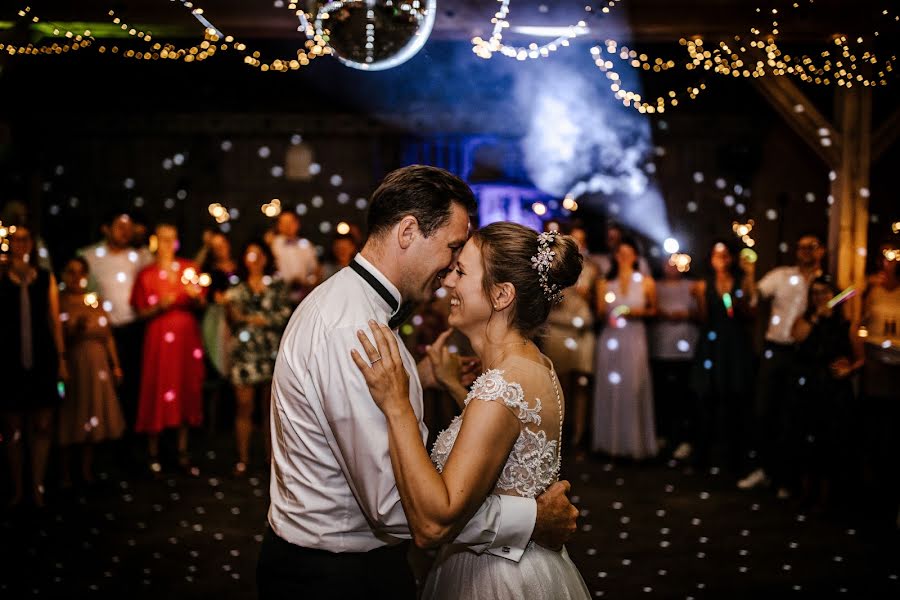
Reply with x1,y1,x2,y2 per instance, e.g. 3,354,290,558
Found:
131,223,206,475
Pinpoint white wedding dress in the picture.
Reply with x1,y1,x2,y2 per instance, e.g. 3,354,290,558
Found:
422,355,591,600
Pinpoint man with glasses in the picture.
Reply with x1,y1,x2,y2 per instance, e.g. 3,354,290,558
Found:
738,234,825,497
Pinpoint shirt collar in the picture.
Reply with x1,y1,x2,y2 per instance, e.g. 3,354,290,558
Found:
352,254,402,312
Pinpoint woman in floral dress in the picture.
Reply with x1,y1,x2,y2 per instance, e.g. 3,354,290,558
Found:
226,240,292,475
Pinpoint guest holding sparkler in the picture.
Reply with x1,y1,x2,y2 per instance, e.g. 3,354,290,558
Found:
789,275,861,512
0,224,66,507
591,237,658,459
691,241,756,472
57,257,126,488
131,223,207,476
738,233,825,497
859,237,900,531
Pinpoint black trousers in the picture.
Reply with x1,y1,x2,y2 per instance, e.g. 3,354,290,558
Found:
753,342,797,486
112,321,144,430
257,528,416,600
650,359,695,446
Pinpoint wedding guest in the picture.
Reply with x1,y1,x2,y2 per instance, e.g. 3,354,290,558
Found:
57,257,126,487
650,257,700,458
790,276,861,512
859,239,900,530
200,231,238,381
691,241,756,471
542,224,597,455
592,237,658,459
0,224,66,507
1,201,53,271
225,241,292,476
591,222,651,278
130,223,206,476
321,233,358,281
739,233,825,497
80,211,152,429
268,210,320,303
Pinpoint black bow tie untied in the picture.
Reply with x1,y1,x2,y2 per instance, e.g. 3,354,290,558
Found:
349,258,417,330
388,301,416,330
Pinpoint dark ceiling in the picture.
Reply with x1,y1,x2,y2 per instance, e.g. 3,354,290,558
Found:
5,0,895,44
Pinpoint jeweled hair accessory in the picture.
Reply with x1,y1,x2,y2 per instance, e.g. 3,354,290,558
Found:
531,231,564,305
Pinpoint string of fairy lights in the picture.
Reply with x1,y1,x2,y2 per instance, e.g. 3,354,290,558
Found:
2,3,332,71
3,1,897,101
474,0,898,114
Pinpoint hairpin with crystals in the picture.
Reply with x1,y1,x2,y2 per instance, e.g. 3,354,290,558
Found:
531,231,565,305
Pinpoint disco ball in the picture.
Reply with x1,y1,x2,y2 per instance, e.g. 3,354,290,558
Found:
306,1,436,71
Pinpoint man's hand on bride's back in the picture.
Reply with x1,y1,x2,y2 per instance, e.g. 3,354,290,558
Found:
351,321,412,417
532,480,578,551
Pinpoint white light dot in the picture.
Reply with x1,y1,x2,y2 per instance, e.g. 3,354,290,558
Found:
606,338,619,351
271,166,284,178
330,174,343,187
772,315,781,326
164,198,175,210
703,359,713,370
116,272,127,283
220,140,233,151
663,238,679,254
766,209,778,220
295,203,308,216
123,178,135,190
677,339,690,352
173,153,185,166
789,275,800,286
572,316,585,328
311,196,324,208
319,222,332,234
356,198,368,210
102,301,113,312
564,338,578,350
238,331,251,343
258,146,271,159
290,134,303,145
164,332,175,343
608,371,622,385
308,162,321,175
687,201,698,213
693,172,704,183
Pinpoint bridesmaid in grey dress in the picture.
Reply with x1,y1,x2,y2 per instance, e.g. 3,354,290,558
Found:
591,239,658,459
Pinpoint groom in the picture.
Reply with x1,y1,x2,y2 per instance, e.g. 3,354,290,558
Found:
257,165,580,599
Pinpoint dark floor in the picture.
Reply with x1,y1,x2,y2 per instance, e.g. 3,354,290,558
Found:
1,433,898,599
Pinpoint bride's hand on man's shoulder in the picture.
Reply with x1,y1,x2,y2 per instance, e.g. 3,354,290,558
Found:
350,320,412,417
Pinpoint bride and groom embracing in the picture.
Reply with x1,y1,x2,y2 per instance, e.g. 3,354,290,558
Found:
258,165,591,599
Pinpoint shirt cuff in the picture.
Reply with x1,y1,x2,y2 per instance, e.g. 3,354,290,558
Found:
484,495,536,563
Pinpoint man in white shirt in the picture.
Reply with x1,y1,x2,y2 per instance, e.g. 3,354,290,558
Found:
738,233,825,494
79,211,153,428
259,166,578,599
269,210,320,303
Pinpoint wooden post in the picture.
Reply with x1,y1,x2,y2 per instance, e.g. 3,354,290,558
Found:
829,86,871,314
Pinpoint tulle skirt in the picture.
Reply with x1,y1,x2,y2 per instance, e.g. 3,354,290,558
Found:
422,543,590,600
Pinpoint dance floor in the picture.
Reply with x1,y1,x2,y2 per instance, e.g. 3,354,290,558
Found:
2,434,898,599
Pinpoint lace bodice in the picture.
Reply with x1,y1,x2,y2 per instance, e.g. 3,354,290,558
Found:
430,364,562,499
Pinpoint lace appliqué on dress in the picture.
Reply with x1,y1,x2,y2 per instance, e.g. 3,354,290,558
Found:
429,369,560,498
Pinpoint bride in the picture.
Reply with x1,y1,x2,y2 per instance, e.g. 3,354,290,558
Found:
351,222,591,599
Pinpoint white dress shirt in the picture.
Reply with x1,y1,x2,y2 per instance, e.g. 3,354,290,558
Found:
270,235,320,287
268,255,537,560
756,266,814,344
80,243,153,327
